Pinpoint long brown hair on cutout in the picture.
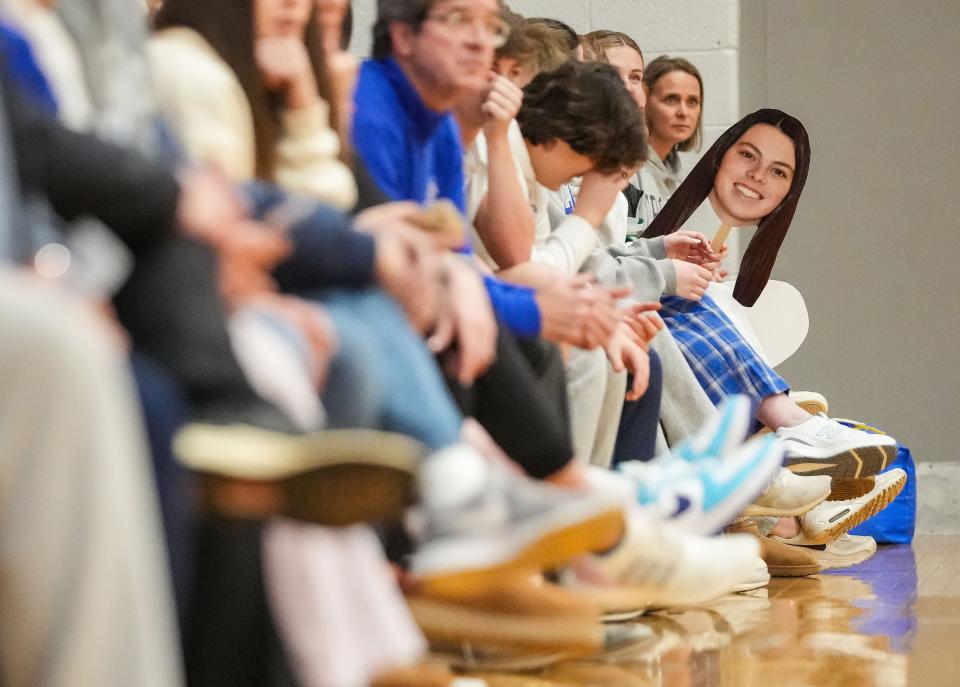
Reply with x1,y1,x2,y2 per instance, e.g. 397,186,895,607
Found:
642,108,810,307
154,0,337,180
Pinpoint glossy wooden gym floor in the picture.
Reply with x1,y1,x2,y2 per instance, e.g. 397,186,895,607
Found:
460,536,960,686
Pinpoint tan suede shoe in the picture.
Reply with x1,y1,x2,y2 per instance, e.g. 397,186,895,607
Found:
726,519,821,577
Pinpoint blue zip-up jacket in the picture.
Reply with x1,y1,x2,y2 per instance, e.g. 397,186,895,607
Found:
352,58,541,338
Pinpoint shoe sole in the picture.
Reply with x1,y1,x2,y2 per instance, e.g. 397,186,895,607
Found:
281,463,415,526
766,562,821,577
602,609,647,623
566,583,652,621
177,426,423,525
417,508,626,597
433,624,659,672
784,443,896,479
827,477,875,501
791,392,829,416
438,647,569,672
175,425,424,478
806,543,878,570
730,575,770,593
407,597,603,654
742,490,830,517
802,471,906,546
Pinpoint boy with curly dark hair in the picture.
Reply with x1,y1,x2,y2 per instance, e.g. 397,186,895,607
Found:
517,61,648,181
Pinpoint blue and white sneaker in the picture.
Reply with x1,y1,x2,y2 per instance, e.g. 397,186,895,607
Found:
618,434,785,535
674,395,755,464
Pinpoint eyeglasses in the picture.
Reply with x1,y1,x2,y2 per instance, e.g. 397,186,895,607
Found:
424,10,511,48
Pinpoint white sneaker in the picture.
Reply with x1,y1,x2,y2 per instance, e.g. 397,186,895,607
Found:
743,468,832,517
798,534,878,570
773,468,906,546
729,557,771,593
580,511,761,608
778,414,897,479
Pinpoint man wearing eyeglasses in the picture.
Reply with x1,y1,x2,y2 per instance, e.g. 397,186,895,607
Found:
352,0,621,482
357,0,510,210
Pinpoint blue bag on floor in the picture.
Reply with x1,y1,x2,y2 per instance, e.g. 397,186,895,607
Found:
836,420,916,544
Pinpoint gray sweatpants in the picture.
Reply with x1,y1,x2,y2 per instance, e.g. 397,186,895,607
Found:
565,346,627,468
0,272,183,687
652,328,718,451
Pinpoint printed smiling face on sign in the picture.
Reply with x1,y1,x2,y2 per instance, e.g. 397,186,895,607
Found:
710,123,797,226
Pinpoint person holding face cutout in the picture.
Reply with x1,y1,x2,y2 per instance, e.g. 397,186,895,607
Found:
644,109,899,486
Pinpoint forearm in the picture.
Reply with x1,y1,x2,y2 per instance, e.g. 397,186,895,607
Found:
530,214,597,276
582,248,675,302
632,236,668,259
474,133,535,268
496,261,564,290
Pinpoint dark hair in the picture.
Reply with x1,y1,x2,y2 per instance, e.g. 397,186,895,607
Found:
371,0,435,60
154,0,336,180
642,109,810,306
517,61,647,174
643,55,704,153
581,30,643,65
526,17,579,53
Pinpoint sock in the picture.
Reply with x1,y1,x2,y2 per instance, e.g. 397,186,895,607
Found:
418,443,490,512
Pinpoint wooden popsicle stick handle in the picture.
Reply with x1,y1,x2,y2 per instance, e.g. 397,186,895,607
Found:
711,223,732,253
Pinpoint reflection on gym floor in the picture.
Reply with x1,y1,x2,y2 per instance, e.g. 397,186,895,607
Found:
462,537,960,686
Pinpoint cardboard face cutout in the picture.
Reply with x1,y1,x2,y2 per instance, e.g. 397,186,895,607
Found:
643,108,810,307
709,123,796,255
711,124,796,226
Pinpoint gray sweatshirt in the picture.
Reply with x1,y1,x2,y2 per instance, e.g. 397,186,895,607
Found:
548,185,677,302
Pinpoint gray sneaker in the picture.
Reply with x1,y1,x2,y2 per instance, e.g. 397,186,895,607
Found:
411,465,626,594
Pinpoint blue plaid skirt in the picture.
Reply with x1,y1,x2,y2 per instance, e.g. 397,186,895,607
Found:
660,294,789,406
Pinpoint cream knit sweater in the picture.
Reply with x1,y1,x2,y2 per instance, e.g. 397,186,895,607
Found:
149,27,356,209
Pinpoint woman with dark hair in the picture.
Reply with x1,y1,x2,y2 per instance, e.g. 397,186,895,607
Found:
150,0,357,208
644,109,898,478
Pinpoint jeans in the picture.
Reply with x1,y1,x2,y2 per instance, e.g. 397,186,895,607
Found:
313,289,462,451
